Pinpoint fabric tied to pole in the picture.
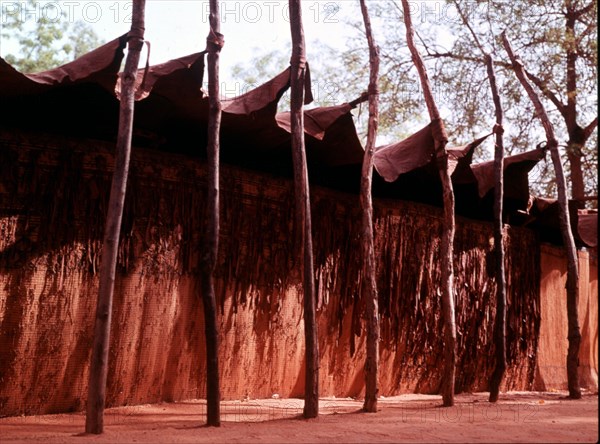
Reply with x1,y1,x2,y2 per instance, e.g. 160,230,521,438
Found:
207,29,225,53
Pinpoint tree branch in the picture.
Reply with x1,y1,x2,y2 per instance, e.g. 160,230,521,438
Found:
502,30,582,400
423,48,569,118
451,0,486,54
359,0,380,414
401,0,456,408
573,0,596,18
201,0,224,427
289,0,319,420
523,70,568,118
450,0,509,402
485,52,508,404
582,117,598,141
575,20,596,46
85,0,146,435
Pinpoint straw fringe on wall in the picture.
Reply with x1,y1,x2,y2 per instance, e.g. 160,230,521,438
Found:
0,131,540,413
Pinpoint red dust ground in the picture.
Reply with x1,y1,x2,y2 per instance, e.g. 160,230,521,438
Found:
0,391,597,443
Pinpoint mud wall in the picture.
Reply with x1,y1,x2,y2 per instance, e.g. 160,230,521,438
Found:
1,130,541,416
535,245,598,391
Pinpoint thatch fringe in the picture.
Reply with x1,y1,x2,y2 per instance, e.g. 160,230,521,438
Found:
0,130,540,399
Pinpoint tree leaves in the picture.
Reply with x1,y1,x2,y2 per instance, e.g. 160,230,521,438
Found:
2,0,104,73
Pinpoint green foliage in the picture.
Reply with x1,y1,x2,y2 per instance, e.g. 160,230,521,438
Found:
231,48,290,86
436,0,598,200
67,20,103,60
1,0,104,73
231,40,421,144
231,0,597,200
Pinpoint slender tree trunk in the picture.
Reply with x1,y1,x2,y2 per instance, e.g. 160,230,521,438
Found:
288,0,319,419
566,141,585,202
450,1,508,402
201,0,224,427
359,0,380,414
563,3,598,202
566,119,597,203
85,0,146,434
401,0,457,407
564,8,585,202
485,54,507,403
502,32,581,399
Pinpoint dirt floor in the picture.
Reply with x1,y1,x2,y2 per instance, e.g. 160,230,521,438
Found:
0,391,597,443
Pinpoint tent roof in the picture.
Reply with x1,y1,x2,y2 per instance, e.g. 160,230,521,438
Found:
526,198,598,248
1,36,581,243
577,210,598,248
0,35,127,96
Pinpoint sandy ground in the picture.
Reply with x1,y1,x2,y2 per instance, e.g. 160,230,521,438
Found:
0,391,597,443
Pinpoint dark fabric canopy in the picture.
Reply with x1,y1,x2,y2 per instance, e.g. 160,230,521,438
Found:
0,35,127,97
0,36,579,241
471,148,546,198
374,124,435,182
577,210,598,248
0,36,127,140
526,197,597,248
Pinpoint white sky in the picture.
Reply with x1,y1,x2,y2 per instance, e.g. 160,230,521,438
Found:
0,0,360,84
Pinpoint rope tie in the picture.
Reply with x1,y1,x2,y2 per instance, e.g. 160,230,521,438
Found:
290,54,307,70
206,28,225,53
137,41,152,97
127,26,145,51
368,83,379,96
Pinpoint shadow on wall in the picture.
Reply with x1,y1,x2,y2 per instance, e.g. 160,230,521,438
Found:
1,130,542,416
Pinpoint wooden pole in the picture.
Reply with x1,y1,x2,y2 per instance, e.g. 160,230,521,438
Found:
450,0,508,403
401,0,457,407
288,0,319,419
201,0,224,426
502,32,581,399
359,0,380,414
451,0,508,403
85,0,146,434
485,54,507,403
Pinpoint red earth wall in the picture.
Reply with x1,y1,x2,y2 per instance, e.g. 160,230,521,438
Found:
0,130,568,417
535,245,598,391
